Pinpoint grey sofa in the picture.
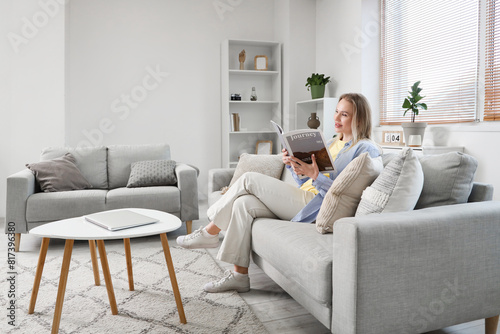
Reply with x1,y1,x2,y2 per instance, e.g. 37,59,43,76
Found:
208,152,500,334
6,143,199,251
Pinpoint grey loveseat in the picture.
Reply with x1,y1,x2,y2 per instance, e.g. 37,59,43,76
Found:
208,151,500,334
6,143,199,251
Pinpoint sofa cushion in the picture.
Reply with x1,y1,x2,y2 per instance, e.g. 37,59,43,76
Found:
356,148,423,215
106,186,180,213
40,146,108,189
107,144,171,189
316,153,383,234
227,153,284,189
251,218,334,306
127,159,177,188
26,153,92,192
415,152,478,209
26,190,107,222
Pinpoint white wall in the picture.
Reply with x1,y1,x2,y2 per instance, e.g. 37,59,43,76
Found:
1,0,66,218
275,0,317,132
65,0,277,203
316,0,500,201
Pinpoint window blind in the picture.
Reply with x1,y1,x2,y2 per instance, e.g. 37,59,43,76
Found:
485,0,500,121
380,0,480,125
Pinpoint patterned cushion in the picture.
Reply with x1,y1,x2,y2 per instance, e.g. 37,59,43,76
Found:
316,153,383,234
26,153,92,192
126,160,177,188
222,153,284,193
355,148,423,216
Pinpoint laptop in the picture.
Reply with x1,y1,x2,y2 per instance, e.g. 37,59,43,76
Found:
84,210,159,231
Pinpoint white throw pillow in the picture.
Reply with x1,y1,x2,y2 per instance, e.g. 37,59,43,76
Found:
316,152,383,234
356,148,423,216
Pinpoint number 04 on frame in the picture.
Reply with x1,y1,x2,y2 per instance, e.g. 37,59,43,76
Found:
381,131,404,146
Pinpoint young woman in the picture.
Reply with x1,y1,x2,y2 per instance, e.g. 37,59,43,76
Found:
177,93,381,293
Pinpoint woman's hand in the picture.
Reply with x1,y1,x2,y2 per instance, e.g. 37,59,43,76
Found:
282,148,292,166
289,154,320,180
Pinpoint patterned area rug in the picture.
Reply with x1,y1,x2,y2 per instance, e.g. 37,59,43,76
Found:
1,237,268,333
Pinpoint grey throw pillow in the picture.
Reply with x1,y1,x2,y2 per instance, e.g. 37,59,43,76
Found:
415,152,478,209
26,153,92,192
127,159,177,188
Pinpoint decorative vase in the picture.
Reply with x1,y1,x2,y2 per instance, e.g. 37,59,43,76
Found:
307,112,321,129
401,122,427,146
310,85,325,99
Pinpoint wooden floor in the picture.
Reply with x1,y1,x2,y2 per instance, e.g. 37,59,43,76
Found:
2,202,498,334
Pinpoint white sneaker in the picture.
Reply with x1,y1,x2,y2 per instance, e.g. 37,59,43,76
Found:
204,270,250,293
176,227,219,249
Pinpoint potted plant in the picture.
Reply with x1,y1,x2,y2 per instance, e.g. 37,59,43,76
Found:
401,81,428,146
305,73,331,99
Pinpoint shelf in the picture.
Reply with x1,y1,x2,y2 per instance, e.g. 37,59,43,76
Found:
222,39,282,167
229,101,279,105
295,97,338,140
296,97,335,105
230,130,275,134
229,70,279,76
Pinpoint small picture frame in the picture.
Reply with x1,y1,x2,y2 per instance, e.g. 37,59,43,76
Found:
381,131,404,146
255,140,273,155
254,55,268,71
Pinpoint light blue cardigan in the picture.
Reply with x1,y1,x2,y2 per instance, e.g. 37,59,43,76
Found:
288,139,381,223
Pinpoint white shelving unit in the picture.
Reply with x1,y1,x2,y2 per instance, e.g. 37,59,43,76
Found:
221,39,282,167
295,97,338,141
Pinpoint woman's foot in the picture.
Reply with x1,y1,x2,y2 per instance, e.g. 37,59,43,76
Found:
204,270,250,293
176,227,219,249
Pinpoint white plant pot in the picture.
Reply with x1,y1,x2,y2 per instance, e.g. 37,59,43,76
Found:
401,122,427,146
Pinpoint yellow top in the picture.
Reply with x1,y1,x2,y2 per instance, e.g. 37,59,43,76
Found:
299,139,346,195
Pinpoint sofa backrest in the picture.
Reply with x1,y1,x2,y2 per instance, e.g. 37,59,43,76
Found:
40,146,108,189
107,143,171,189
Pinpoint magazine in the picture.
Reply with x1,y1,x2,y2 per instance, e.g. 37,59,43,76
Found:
271,120,335,178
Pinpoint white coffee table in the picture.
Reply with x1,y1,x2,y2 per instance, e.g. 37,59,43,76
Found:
28,208,186,334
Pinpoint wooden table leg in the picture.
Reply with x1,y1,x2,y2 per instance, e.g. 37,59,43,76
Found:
51,239,74,334
14,233,21,252
28,238,50,314
486,315,499,334
160,233,186,324
88,240,100,286
123,238,134,291
96,240,118,315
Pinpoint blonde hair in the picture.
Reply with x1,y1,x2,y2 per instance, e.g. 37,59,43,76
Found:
337,93,373,147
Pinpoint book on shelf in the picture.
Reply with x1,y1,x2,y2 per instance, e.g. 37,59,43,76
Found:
231,113,240,132
271,120,335,178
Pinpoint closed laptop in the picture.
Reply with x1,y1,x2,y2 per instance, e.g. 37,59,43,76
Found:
84,210,158,231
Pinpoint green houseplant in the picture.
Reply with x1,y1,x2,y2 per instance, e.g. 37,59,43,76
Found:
305,73,331,99
401,81,428,146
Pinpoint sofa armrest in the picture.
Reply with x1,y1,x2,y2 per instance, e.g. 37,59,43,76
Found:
331,201,500,334
468,182,494,202
208,168,235,193
175,163,199,221
5,169,36,234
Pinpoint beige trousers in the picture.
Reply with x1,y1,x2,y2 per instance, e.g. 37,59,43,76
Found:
207,172,315,267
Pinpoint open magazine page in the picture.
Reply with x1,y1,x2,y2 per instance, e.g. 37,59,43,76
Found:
283,129,335,173
270,120,288,151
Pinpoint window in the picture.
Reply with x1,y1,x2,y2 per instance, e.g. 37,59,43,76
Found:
380,0,480,125
485,0,500,121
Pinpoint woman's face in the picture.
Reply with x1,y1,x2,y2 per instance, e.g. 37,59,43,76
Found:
334,99,354,141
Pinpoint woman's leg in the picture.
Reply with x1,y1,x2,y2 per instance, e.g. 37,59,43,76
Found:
208,172,314,230
204,194,275,293
216,194,277,268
